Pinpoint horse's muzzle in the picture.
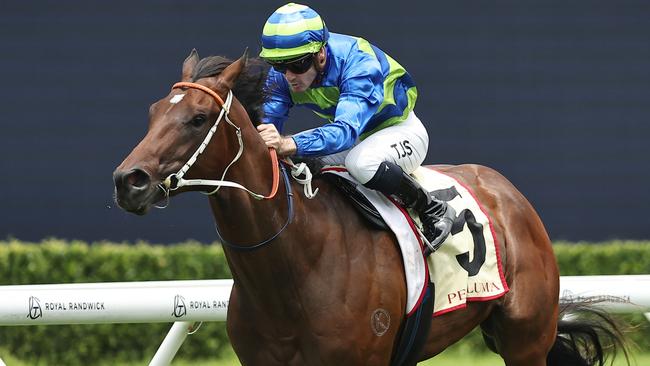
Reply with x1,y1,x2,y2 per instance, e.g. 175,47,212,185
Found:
113,167,155,215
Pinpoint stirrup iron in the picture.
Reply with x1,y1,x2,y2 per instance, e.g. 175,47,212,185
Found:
422,205,455,256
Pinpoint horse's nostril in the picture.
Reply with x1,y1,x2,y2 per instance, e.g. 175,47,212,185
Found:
125,169,151,189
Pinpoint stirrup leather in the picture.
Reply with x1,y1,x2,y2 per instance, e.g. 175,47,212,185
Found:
363,161,456,256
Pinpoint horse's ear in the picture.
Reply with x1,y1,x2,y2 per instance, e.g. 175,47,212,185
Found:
217,48,249,91
182,49,200,81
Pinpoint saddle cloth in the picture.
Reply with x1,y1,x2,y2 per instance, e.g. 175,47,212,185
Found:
322,166,509,316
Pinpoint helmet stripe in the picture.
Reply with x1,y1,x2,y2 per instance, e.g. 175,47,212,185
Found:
262,29,325,49
259,42,323,60
267,9,319,24
272,3,310,15
260,3,328,61
263,16,324,37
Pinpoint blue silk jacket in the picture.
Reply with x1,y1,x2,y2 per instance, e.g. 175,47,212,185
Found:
262,32,418,157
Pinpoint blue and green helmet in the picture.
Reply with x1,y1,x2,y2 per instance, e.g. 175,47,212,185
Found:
260,3,329,62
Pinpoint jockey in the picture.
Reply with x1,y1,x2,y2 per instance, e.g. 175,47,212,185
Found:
257,3,455,253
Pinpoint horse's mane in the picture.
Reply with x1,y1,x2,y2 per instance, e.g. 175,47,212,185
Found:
192,56,269,125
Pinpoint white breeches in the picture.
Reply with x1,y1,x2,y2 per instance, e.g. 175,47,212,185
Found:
319,111,429,184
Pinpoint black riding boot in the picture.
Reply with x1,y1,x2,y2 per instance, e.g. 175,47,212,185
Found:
364,161,456,255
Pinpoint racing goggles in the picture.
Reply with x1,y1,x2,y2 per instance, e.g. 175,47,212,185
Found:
269,53,315,74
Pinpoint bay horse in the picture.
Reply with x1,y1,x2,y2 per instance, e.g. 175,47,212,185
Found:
113,50,628,366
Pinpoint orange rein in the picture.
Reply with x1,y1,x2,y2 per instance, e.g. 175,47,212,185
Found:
172,82,280,200
265,148,280,199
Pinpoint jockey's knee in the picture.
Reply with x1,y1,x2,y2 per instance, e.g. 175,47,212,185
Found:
345,151,384,184
362,161,403,193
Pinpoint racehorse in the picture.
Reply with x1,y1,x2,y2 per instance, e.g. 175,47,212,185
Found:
113,50,629,366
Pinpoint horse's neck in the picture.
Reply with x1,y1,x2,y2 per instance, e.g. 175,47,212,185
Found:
208,175,306,303
206,117,300,281
207,118,279,228
205,104,339,308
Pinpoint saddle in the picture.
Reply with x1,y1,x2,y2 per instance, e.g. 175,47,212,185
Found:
323,174,389,230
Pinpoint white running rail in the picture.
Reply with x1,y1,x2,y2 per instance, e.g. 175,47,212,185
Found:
0,275,648,365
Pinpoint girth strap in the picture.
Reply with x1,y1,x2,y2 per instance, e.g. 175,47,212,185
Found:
391,282,435,366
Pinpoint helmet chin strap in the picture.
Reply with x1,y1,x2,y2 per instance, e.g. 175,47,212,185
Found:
161,82,279,201
312,46,327,86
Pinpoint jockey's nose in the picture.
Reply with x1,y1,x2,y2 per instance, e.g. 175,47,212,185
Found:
113,168,152,194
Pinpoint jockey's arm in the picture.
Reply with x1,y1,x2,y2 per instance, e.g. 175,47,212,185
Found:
289,60,384,157
286,53,384,156
261,72,292,132
260,53,384,158
291,95,377,156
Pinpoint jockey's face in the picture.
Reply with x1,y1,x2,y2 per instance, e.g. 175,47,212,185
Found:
284,65,317,92
283,47,326,93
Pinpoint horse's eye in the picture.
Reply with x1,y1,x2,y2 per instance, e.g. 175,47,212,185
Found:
189,114,207,127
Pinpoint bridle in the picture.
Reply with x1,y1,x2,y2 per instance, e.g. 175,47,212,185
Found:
161,81,279,200
159,81,294,251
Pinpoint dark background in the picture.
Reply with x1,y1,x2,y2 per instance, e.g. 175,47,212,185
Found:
1,1,648,243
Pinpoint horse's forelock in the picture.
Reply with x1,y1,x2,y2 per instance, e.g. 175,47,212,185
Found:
191,56,269,126
191,56,231,82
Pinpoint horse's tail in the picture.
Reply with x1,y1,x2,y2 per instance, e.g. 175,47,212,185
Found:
546,301,632,366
